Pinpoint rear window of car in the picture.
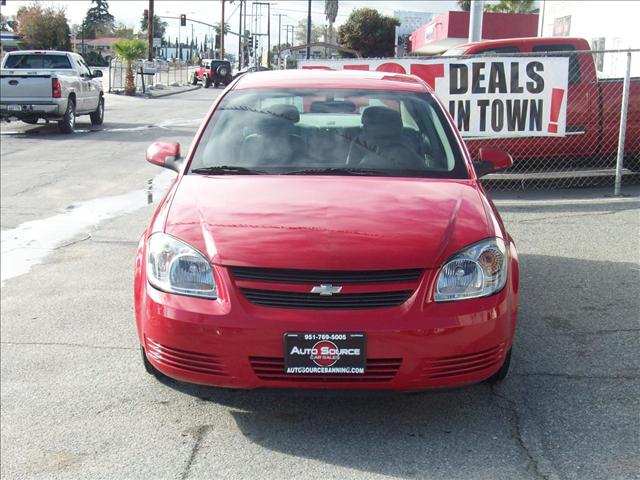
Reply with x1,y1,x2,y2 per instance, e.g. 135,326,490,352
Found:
532,43,580,84
190,88,468,179
4,54,72,69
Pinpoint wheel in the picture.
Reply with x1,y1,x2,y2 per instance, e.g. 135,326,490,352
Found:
58,98,75,134
487,348,511,383
191,73,199,85
141,346,165,379
89,95,104,126
216,65,229,77
203,75,212,88
22,118,39,125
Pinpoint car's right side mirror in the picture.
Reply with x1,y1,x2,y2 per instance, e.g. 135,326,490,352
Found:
473,148,513,177
146,142,182,172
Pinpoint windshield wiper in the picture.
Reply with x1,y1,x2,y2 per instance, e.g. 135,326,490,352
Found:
283,167,388,176
191,165,266,175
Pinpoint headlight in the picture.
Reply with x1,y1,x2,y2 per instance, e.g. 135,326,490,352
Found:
434,237,507,302
146,233,217,299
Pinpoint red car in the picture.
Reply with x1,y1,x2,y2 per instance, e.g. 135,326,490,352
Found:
135,69,519,391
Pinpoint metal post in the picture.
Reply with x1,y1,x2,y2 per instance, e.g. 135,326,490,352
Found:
221,0,225,61
148,0,154,61
238,0,243,70
468,0,484,43
267,3,271,67
614,50,632,196
277,14,282,68
306,0,312,59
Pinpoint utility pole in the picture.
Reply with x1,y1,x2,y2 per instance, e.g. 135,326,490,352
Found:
468,0,484,43
220,0,225,60
306,0,312,59
147,0,154,60
191,23,194,61
266,2,271,67
238,0,243,70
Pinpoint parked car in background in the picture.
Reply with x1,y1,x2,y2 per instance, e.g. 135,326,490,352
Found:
192,59,232,88
0,50,104,133
444,37,640,171
135,69,519,392
232,66,272,80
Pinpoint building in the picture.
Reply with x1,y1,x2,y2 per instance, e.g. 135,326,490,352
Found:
73,37,120,61
539,0,640,77
410,11,539,55
394,11,437,57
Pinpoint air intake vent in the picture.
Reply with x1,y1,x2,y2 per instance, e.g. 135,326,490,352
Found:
420,345,504,379
145,337,228,377
249,357,401,382
231,267,422,284
241,288,411,309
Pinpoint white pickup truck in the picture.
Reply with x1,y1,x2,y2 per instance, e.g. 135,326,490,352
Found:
0,50,104,133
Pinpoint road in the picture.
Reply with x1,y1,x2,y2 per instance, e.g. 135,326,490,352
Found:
1,88,639,480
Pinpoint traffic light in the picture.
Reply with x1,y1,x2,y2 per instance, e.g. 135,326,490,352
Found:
180,14,186,27
248,36,254,48
255,37,259,49
143,9,148,22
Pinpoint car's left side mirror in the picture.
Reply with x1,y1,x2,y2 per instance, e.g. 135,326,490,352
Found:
473,147,513,177
92,70,103,78
146,142,182,172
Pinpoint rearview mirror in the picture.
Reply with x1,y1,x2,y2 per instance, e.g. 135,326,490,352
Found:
92,69,103,78
473,148,513,177
146,142,182,172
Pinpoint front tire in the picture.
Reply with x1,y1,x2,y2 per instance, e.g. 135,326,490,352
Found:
89,95,104,125
141,346,165,379
487,348,511,383
191,73,199,85
58,98,75,134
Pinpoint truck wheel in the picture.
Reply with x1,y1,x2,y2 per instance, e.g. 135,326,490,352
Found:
141,346,165,379
203,75,212,88
216,65,229,77
58,98,75,134
487,348,511,383
191,73,199,85
90,95,104,126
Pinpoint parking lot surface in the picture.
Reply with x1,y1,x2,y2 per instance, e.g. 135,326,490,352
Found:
1,88,639,480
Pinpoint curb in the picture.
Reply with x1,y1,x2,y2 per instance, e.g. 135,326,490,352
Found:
142,85,202,98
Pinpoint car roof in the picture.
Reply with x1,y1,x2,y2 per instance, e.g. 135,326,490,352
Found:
234,69,428,92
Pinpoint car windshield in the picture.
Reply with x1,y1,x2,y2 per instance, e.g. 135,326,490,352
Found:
4,54,72,69
190,88,467,178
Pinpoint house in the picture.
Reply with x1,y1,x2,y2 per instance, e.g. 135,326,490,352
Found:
73,37,120,61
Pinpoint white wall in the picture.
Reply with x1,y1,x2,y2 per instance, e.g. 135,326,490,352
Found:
540,0,640,77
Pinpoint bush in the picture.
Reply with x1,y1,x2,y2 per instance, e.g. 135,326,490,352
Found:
82,50,109,67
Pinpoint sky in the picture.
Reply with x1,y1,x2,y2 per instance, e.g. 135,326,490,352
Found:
0,0,459,56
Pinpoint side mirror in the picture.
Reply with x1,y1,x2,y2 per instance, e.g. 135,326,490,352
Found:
146,142,182,172
473,147,513,177
92,69,103,78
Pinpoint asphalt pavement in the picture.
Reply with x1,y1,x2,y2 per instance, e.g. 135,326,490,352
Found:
1,88,639,480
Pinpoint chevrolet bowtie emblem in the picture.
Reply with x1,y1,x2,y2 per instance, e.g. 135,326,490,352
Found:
310,284,343,296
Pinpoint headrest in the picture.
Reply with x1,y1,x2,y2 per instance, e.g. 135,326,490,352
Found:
362,106,402,129
264,104,300,123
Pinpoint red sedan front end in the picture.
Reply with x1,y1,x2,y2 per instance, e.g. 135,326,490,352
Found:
134,70,519,391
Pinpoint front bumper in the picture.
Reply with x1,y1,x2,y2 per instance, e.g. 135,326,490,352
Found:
135,264,518,391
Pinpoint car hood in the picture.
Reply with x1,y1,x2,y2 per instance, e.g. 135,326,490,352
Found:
164,176,496,270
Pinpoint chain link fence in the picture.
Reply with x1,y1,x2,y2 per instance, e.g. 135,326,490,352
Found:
447,49,640,192
108,59,196,94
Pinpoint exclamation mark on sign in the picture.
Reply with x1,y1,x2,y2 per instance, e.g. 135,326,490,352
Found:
547,88,565,133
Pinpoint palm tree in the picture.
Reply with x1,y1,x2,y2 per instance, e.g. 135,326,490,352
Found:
113,38,147,95
485,0,537,13
325,0,339,44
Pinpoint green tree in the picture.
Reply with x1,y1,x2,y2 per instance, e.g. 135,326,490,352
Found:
83,0,115,38
113,38,146,95
485,0,537,13
16,4,71,51
295,18,325,45
457,0,471,11
140,14,168,40
112,21,134,39
338,8,399,58
325,0,339,44
1,13,18,31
